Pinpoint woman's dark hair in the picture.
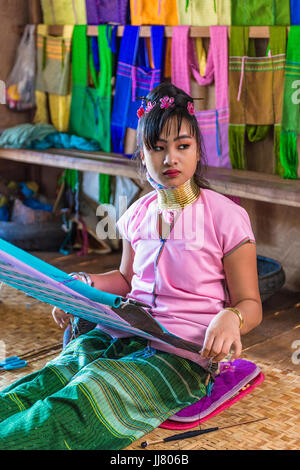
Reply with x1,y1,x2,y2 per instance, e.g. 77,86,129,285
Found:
135,82,210,189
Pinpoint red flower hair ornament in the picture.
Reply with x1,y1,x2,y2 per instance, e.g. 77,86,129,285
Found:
187,101,195,115
160,96,175,109
137,97,196,119
137,106,145,118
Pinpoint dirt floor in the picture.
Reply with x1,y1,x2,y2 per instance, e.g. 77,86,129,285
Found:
0,249,299,450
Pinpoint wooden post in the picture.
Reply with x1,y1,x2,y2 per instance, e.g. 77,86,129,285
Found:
29,0,42,24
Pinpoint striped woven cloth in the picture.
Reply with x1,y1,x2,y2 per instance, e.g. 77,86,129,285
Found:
0,330,207,450
228,26,286,173
229,52,286,125
35,25,73,96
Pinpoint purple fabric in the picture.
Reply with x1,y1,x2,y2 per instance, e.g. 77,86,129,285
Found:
196,109,231,168
171,359,260,421
86,0,128,24
171,26,230,169
86,0,101,24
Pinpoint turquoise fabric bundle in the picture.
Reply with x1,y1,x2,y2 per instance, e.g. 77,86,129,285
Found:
0,124,101,151
0,124,56,149
31,133,101,150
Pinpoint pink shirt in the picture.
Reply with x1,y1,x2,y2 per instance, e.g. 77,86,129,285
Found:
103,189,255,367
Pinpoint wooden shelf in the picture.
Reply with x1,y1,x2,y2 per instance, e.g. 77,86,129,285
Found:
0,148,137,178
205,166,300,208
1,147,300,207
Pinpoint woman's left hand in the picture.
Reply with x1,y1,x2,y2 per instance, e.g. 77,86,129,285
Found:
200,309,242,362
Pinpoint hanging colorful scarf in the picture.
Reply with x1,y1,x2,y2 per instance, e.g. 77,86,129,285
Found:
41,0,87,24
111,26,164,154
290,0,300,24
280,26,300,179
126,28,164,129
36,25,73,96
229,26,286,174
195,38,208,76
171,25,230,168
177,0,231,26
85,0,128,25
130,0,178,25
69,25,112,203
34,91,72,134
34,25,73,133
231,0,290,26
111,26,139,154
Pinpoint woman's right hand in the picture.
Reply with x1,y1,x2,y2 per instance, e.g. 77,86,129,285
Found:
52,307,73,329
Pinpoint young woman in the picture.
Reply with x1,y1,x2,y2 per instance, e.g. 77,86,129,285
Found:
0,83,262,450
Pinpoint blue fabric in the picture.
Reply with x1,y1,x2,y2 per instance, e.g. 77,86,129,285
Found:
291,0,300,24
0,206,9,222
126,26,165,130
111,25,165,153
111,26,140,154
91,36,100,72
19,182,36,198
23,198,53,212
150,25,165,71
108,25,118,54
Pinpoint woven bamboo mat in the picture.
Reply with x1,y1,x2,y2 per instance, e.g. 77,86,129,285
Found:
127,363,300,451
0,284,63,390
0,285,299,450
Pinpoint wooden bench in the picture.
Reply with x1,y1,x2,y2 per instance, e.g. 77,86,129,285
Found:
1,147,300,207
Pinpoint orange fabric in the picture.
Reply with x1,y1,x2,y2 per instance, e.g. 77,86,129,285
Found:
164,38,172,78
146,38,154,68
130,0,178,26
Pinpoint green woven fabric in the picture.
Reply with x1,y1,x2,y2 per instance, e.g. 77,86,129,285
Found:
69,25,112,203
231,0,290,26
0,330,206,450
280,26,300,179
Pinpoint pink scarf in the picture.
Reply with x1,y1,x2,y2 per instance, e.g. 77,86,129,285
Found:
171,25,228,109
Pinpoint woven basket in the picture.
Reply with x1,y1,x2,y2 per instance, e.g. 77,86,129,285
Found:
257,255,285,302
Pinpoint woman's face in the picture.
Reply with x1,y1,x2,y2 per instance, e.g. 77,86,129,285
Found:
141,118,199,188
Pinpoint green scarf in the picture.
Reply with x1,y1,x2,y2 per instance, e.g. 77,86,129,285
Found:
69,25,112,203
280,26,300,179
